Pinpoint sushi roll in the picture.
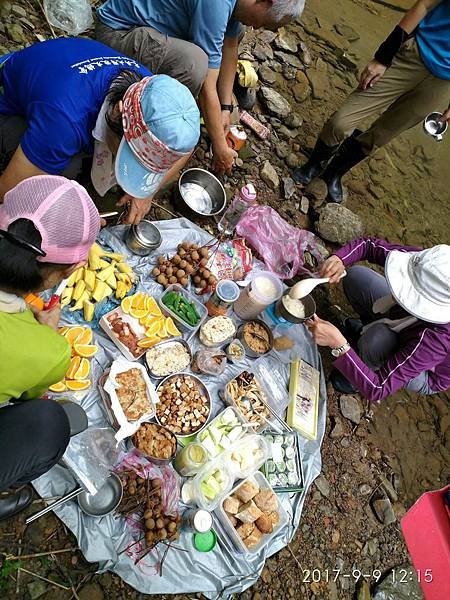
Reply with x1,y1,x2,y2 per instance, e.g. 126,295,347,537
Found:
285,447,296,459
275,462,286,473
278,473,289,486
286,459,296,472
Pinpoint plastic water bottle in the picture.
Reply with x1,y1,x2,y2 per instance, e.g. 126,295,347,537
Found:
218,183,257,236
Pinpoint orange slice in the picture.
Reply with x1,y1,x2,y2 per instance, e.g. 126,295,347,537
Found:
148,303,163,318
138,335,160,348
130,307,149,319
146,296,160,313
121,296,132,314
58,326,69,336
131,292,146,310
73,344,98,358
165,317,181,337
64,326,85,346
49,381,67,393
66,379,91,391
74,358,90,380
157,319,168,337
66,356,81,379
76,327,93,345
145,321,161,338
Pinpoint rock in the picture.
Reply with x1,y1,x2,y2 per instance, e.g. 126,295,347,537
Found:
274,29,298,53
316,204,364,244
300,196,309,214
328,580,339,600
258,65,277,84
285,113,303,129
283,177,296,200
19,17,35,30
393,502,407,519
339,394,362,424
258,86,291,118
372,497,396,525
278,125,298,139
78,583,104,600
258,30,277,45
274,51,303,69
282,65,297,80
332,530,340,544
27,581,47,600
253,43,273,61
0,1,12,18
260,161,279,189
310,26,350,51
252,593,262,600
285,152,300,169
315,474,331,498
299,41,312,66
5,23,26,44
340,437,350,448
357,580,371,600
275,143,290,159
306,67,328,99
12,3,27,17
359,483,372,496
235,157,244,168
379,474,398,502
293,71,311,102
305,178,328,202
334,23,360,42
330,415,345,438
261,567,271,584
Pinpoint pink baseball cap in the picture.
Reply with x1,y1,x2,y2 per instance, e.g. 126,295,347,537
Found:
0,175,101,264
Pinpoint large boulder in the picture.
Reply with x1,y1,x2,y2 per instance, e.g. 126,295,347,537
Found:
258,86,291,118
316,204,364,244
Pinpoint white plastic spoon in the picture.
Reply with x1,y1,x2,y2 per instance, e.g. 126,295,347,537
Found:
289,271,347,300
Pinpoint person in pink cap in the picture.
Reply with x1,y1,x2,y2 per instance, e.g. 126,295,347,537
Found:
0,175,100,521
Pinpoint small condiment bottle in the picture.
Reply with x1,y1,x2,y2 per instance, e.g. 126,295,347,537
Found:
205,279,240,317
174,443,207,477
182,508,212,533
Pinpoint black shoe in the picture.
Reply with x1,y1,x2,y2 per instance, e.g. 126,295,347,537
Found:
0,486,33,521
330,369,357,394
233,80,256,110
292,138,339,185
321,130,367,203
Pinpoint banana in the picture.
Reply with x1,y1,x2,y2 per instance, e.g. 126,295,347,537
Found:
83,300,95,322
97,264,115,282
72,280,86,302
61,287,73,307
84,269,96,292
69,290,90,312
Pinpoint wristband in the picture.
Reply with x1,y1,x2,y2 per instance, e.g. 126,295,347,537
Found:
221,104,235,112
374,25,407,67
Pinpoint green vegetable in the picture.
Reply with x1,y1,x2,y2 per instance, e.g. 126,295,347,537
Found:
162,291,201,326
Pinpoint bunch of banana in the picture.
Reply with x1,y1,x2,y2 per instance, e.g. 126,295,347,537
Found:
61,243,135,321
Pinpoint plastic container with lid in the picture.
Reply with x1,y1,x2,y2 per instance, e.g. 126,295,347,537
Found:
159,284,208,334
196,406,248,460
225,434,270,480
205,279,240,317
192,457,233,511
214,471,288,555
233,272,283,319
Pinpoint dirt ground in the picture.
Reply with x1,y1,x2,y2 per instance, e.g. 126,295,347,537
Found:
0,1,449,599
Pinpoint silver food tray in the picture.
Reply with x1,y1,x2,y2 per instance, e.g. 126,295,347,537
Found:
144,338,192,380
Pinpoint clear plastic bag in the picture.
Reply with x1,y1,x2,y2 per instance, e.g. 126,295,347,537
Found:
44,0,93,35
236,206,326,279
194,349,227,376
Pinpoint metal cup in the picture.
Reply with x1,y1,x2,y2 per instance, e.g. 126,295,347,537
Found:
423,112,448,142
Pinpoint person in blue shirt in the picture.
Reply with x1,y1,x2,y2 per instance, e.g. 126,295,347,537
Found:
96,1,306,177
293,0,450,204
0,38,200,224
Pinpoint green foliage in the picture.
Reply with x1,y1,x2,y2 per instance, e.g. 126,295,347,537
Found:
0,559,21,590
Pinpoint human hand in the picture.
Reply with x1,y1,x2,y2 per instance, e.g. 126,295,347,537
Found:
320,255,346,284
30,303,62,332
439,107,450,124
212,143,237,176
222,110,231,135
117,193,152,225
306,315,348,348
359,60,387,90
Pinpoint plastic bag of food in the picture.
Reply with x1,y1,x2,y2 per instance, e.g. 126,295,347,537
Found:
193,349,227,376
197,238,252,295
236,206,326,279
44,0,93,35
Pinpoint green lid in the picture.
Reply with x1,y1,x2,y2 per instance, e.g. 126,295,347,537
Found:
193,529,217,552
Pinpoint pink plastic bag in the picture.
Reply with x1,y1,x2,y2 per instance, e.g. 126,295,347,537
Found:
236,206,325,279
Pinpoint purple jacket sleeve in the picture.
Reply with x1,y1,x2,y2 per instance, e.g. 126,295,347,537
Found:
334,326,450,402
334,237,421,268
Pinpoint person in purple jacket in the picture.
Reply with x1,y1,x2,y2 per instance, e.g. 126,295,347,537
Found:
307,237,450,402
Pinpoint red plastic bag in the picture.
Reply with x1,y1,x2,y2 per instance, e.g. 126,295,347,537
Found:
236,206,325,279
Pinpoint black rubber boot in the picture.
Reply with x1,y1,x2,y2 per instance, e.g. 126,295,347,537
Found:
321,131,367,203
292,138,339,185
233,80,256,110
0,486,33,521
330,369,357,394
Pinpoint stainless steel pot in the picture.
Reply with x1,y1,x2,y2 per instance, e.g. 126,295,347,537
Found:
176,168,227,219
275,291,316,324
125,220,162,256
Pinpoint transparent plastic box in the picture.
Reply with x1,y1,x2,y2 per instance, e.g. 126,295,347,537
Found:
225,434,271,480
196,406,248,460
192,456,234,511
214,471,288,555
223,370,273,433
159,284,207,334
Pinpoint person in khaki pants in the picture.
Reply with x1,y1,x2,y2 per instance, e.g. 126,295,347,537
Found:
294,0,450,203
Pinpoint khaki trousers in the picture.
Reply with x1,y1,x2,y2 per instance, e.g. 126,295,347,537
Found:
320,38,450,154
96,21,208,98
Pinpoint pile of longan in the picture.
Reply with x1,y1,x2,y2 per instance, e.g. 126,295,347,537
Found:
152,242,217,289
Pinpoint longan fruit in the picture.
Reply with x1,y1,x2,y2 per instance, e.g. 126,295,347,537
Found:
191,251,200,262
180,277,189,286
179,259,187,269
185,264,194,275
200,258,208,267
200,280,207,289
169,276,177,284
191,243,199,250
200,247,209,258
159,265,167,273
172,255,181,264
178,248,186,257
208,275,216,285
181,242,190,250
193,275,201,285
152,267,161,277
176,269,186,278
202,269,211,279
166,267,173,277
157,274,166,285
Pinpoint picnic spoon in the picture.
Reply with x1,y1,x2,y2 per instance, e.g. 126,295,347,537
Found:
289,270,347,300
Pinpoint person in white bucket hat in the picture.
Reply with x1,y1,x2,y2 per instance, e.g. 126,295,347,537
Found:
307,237,450,402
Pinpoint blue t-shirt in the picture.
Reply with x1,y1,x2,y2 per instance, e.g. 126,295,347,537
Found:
97,0,241,69
0,38,150,174
416,0,450,80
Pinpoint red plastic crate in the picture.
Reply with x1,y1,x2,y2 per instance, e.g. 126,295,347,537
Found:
401,485,450,600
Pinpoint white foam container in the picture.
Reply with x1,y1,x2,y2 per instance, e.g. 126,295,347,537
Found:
99,307,146,361
214,471,288,555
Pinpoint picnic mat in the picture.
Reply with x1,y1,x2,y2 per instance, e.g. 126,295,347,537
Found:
32,218,326,598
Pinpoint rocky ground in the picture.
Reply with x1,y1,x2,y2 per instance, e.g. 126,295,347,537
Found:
0,1,449,599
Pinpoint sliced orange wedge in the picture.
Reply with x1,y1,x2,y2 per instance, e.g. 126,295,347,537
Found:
145,321,161,338
138,335,160,348
76,327,93,345
49,381,67,393
66,379,91,391
64,326,85,346
73,344,98,358
130,307,149,319
74,358,90,380
131,292,146,310
157,319,168,337
121,296,132,314
66,356,81,379
165,317,181,337
58,326,70,336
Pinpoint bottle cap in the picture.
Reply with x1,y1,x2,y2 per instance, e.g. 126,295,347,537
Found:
240,183,257,201
193,529,217,552
216,279,240,303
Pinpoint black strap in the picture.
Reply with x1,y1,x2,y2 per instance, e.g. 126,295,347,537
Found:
374,25,408,67
0,229,46,257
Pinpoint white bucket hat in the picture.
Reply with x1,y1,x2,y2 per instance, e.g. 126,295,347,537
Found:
385,245,450,324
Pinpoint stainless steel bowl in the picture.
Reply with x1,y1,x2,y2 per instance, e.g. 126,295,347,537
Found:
77,473,123,517
145,338,192,379
130,422,177,466
125,219,162,256
177,168,226,218
275,291,316,324
237,319,274,358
